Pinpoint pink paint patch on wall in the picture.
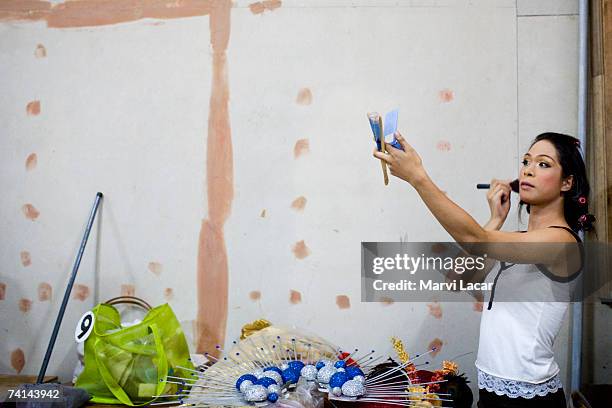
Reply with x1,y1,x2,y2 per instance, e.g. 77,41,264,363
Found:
427,302,443,319
148,261,163,276
439,89,454,103
0,0,213,28
22,204,40,221
164,287,174,301
18,298,32,313
35,44,46,58
195,0,232,357
293,139,310,159
249,290,261,301
38,282,52,301
121,284,135,296
25,153,38,171
291,196,307,211
20,251,32,267
428,338,444,357
292,240,310,259
73,284,90,301
289,290,301,304
296,88,312,105
26,100,40,116
436,140,451,152
11,348,25,374
380,297,394,306
336,295,350,309
248,2,265,14
0,282,6,300
249,0,282,14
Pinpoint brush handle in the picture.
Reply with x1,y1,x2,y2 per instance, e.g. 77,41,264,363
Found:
477,179,519,192
378,116,389,185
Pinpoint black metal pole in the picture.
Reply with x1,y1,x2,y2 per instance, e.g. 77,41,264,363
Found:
36,192,104,384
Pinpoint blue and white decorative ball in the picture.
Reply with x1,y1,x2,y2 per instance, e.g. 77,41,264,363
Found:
300,365,318,381
244,384,268,402
236,374,258,391
315,359,332,370
262,370,283,386
281,368,300,384
345,366,365,380
267,384,281,395
288,360,305,373
341,379,365,397
239,380,253,393
329,372,349,389
316,365,337,384
255,377,277,388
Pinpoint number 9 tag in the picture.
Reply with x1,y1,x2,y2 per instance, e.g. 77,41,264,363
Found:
75,311,95,343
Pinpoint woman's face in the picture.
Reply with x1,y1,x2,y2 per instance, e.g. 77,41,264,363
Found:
519,140,572,205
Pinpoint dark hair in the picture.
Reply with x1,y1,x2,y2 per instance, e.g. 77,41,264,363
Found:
519,132,595,232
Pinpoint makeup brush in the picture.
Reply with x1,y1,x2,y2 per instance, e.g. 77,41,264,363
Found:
476,179,519,192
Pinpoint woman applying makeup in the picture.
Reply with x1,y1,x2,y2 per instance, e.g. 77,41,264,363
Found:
374,132,595,407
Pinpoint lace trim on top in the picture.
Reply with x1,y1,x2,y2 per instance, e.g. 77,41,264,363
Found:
477,369,562,399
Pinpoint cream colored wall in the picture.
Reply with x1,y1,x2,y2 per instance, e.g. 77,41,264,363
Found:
0,0,582,401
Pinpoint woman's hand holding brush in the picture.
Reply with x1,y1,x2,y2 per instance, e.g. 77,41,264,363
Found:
373,131,428,187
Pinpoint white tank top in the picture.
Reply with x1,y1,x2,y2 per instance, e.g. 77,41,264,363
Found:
475,226,581,384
